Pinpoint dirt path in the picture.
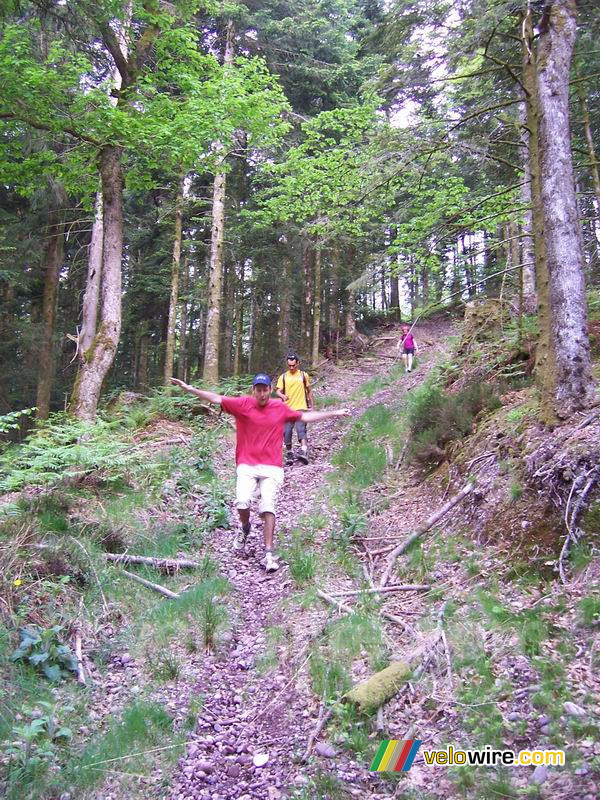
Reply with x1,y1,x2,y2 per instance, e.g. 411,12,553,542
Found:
166,319,456,800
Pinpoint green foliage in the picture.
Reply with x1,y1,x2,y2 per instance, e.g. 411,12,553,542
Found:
284,541,317,586
406,377,500,464
332,407,396,488
0,414,141,492
2,701,73,799
0,407,36,437
10,625,78,682
578,595,600,626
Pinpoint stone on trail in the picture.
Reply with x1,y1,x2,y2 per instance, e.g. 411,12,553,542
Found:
253,752,269,767
315,742,336,758
529,765,549,785
563,701,586,717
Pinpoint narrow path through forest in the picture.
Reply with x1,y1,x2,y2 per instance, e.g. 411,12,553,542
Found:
164,319,455,800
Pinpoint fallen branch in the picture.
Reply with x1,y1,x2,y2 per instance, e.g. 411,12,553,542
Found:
394,439,410,471
119,568,180,599
379,482,474,587
559,465,600,584
104,553,200,571
75,633,86,685
317,589,416,634
302,702,333,762
328,584,430,598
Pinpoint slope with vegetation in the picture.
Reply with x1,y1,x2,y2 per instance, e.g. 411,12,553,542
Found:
1,306,599,800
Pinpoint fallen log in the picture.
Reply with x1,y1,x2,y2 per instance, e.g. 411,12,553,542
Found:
379,482,474,587
120,568,181,599
104,553,200,571
343,661,411,712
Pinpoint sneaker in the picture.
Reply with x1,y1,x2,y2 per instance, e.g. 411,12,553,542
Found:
263,551,279,573
286,450,294,466
233,524,251,551
297,450,309,465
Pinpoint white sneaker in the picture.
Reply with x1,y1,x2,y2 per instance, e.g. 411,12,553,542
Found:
263,551,279,573
234,525,250,551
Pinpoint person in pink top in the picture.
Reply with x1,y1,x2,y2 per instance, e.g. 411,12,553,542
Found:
397,324,417,373
171,373,350,572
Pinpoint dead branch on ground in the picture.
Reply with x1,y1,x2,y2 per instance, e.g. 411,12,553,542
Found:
379,482,474,587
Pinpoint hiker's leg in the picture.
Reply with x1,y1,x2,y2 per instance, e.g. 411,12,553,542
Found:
407,352,413,371
235,465,257,529
257,466,284,551
284,421,293,451
261,512,275,551
402,352,408,372
297,420,308,459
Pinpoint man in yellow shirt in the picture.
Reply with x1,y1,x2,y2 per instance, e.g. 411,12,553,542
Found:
276,352,315,465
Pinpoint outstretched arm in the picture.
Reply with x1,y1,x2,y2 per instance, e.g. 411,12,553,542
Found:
300,408,350,423
170,378,223,405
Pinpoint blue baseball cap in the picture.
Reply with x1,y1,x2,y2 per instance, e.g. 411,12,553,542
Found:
252,373,271,387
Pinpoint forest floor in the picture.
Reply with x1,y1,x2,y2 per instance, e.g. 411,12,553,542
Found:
1,314,599,800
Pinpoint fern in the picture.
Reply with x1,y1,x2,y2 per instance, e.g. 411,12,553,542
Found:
0,414,139,491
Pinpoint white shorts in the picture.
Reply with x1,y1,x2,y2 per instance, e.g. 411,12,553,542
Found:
235,464,284,516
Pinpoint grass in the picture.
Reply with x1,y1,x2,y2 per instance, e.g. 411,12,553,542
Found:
64,700,181,793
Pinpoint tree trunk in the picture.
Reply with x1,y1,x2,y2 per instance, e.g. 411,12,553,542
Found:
576,67,600,263
311,242,322,366
36,210,65,419
80,193,103,355
524,9,550,403
247,289,257,372
329,246,341,339
71,146,123,420
222,259,235,375
164,176,184,385
177,257,189,381
535,0,595,420
203,21,234,384
136,325,149,390
233,259,245,374
518,101,537,312
302,241,313,358
278,257,291,353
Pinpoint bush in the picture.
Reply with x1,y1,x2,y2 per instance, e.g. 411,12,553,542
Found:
406,378,500,464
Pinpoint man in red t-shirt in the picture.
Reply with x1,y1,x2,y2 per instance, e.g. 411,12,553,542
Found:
171,373,350,572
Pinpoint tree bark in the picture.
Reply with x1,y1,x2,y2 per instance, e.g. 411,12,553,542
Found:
177,257,189,380
518,102,537,312
535,0,595,420
278,257,292,353
164,176,184,385
233,259,245,374
311,242,322,366
36,210,65,419
71,146,124,420
80,193,103,355
203,21,234,384
222,259,235,375
302,241,313,358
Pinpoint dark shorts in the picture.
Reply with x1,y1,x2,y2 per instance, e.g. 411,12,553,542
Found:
403,347,415,355
284,419,307,445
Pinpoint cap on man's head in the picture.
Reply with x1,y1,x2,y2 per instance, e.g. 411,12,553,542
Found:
252,372,271,387
286,352,299,361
